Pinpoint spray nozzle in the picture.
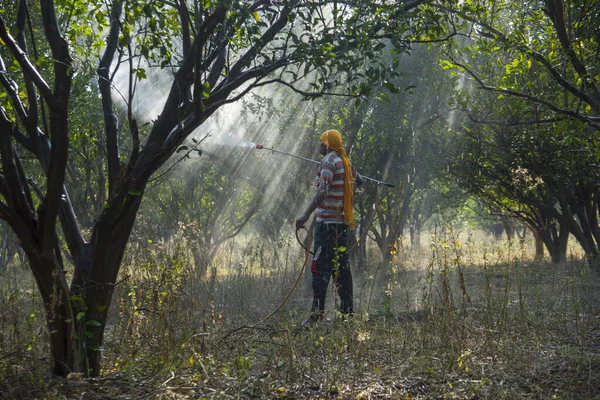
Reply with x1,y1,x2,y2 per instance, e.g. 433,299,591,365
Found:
255,144,264,149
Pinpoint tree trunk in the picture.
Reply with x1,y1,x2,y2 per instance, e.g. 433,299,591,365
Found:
409,220,423,248
347,227,360,267
538,223,569,263
501,217,516,241
529,225,544,261
557,203,599,262
376,234,395,267
69,193,144,376
355,205,374,273
24,251,83,376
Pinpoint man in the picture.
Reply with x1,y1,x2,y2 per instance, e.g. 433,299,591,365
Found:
296,129,363,327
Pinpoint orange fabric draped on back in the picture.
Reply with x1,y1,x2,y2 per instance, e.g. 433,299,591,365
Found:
320,130,354,229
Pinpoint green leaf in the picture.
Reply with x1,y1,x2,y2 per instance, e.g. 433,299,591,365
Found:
384,82,400,93
118,35,129,47
373,42,386,51
377,93,390,103
70,296,85,304
439,59,455,70
95,11,106,26
76,312,86,321
96,305,107,312
135,68,147,80
85,320,102,327
202,82,211,98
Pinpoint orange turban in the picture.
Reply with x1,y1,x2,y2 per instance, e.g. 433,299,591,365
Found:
320,130,354,229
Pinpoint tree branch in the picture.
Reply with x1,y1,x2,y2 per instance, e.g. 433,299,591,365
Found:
16,0,42,156
440,3,600,115
141,5,227,160
254,78,355,98
0,108,36,227
544,0,600,105
451,60,600,131
98,0,123,196
37,0,73,257
0,17,54,108
227,0,297,81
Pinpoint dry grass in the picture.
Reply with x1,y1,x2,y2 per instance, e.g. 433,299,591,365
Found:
1,226,599,399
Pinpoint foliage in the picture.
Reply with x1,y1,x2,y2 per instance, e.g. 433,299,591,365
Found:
436,0,600,262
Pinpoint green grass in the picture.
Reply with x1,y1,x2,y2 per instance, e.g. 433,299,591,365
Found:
1,227,599,399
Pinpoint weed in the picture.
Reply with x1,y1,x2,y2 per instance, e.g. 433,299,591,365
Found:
1,226,599,399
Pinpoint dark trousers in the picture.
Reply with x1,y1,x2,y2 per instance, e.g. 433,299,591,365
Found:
311,221,353,316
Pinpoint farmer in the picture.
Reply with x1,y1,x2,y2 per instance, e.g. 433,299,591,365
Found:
296,129,363,327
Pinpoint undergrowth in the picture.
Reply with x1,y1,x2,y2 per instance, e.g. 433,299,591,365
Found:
1,226,599,399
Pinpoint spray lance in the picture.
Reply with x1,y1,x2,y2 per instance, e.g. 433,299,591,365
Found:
232,142,393,330
255,144,396,188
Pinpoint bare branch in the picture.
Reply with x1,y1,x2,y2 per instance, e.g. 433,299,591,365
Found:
142,6,227,156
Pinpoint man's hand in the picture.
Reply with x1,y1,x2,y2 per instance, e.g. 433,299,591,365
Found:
296,213,310,229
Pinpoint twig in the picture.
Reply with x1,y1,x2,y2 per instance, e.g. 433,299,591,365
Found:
162,371,176,387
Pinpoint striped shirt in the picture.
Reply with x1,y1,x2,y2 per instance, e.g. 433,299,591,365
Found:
315,151,356,224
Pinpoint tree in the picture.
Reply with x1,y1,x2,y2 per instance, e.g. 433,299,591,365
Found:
141,142,265,274
347,44,455,264
437,0,600,263
0,0,438,377
448,109,573,262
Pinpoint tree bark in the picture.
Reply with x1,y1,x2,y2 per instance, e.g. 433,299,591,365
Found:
538,222,569,263
73,191,144,376
529,225,544,261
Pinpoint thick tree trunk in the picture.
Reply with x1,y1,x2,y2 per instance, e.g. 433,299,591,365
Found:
67,191,144,376
571,199,600,261
558,205,599,263
89,201,142,376
25,252,83,377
